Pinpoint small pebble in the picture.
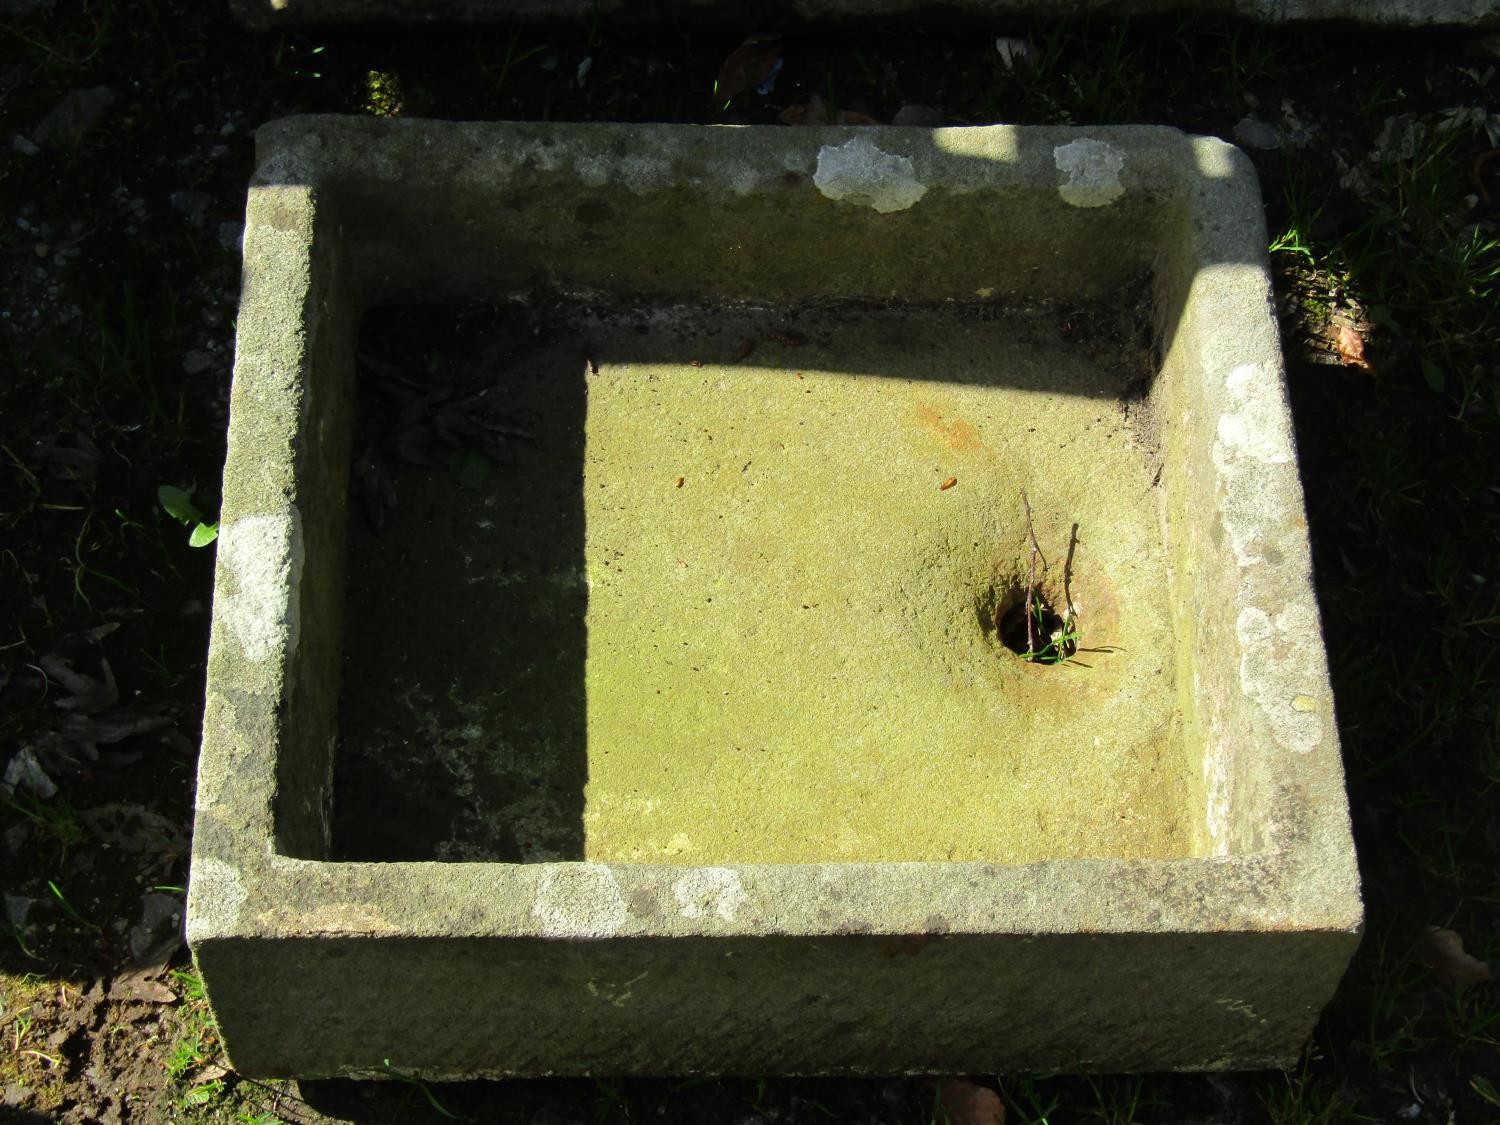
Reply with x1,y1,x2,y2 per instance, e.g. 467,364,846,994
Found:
1232,114,1280,152
893,103,945,128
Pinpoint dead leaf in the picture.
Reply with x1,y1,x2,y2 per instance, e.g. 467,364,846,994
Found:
109,966,177,1004
1333,322,1373,371
714,33,782,101
41,653,118,713
994,36,1033,71
935,1079,1006,1125
2,747,59,798
779,97,826,127
779,95,881,127
60,710,172,761
1418,925,1493,987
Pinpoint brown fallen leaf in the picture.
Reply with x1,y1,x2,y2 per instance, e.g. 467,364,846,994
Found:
939,476,958,491
109,965,177,1004
779,94,881,127
1333,322,1373,371
935,1079,1006,1125
1418,925,1493,987
714,33,782,101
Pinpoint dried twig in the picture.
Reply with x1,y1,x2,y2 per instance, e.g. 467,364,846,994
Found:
1021,489,1043,657
1063,522,1079,624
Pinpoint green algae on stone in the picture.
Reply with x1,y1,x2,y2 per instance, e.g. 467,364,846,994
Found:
336,299,1199,865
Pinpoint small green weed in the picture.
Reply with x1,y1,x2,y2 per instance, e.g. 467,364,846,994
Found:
69,514,140,609
1001,1076,1062,1124
4,793,86,854
165,970,222,1101
272,34,326,80
181,1077,227,1108
0,0,113,74
1297,119,1500,413
1258,1060,1370,1124
475,21,547,106
380,1058,468,1120
362,68,404,116
46,880,96,931
1472,1075,1500,1111
997,18,1147,125
1021,594,1082,665
158,484,219,547
1083,1073,1159,1124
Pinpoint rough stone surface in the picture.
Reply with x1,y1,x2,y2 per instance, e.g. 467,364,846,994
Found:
188,116,1362,1079
228,0,1500,30
1233,114,1282,152
336,301,1195,867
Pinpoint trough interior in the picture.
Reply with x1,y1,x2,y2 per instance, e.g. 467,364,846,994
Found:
330,291,1204,866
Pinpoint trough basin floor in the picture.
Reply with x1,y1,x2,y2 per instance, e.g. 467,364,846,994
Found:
334,300,1202,865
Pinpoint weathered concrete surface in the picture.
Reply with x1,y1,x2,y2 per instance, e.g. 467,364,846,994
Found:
229,0,1500,30
338,302,1195,867
188,116,1361,1078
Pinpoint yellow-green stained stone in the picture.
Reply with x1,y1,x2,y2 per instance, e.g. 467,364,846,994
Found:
338,305,1197,865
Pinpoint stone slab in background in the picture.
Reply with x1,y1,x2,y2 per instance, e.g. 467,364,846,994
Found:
187,115,1361,1078
228,0,1500,30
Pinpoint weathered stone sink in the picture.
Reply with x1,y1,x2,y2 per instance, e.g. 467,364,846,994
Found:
187,116,1361,1077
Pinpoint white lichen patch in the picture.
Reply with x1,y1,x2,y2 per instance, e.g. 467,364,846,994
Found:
217,510,304,664
185,857,248,941
1203,755,1232,855
1237,604,1326,755
1052,139,1126,208
672,868,748,922
532,863,628,937
1211,363,1297,570
813,136,927,213
586,970,649,1007
1214,364,1293,467
1215,997,1265,1023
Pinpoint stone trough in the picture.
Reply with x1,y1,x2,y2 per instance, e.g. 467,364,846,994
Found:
187,116,1361,1078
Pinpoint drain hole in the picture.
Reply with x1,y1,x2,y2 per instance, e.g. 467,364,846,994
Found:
997,592,1078,664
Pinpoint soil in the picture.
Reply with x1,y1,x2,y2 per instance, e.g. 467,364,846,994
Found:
1,2,1497,1122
